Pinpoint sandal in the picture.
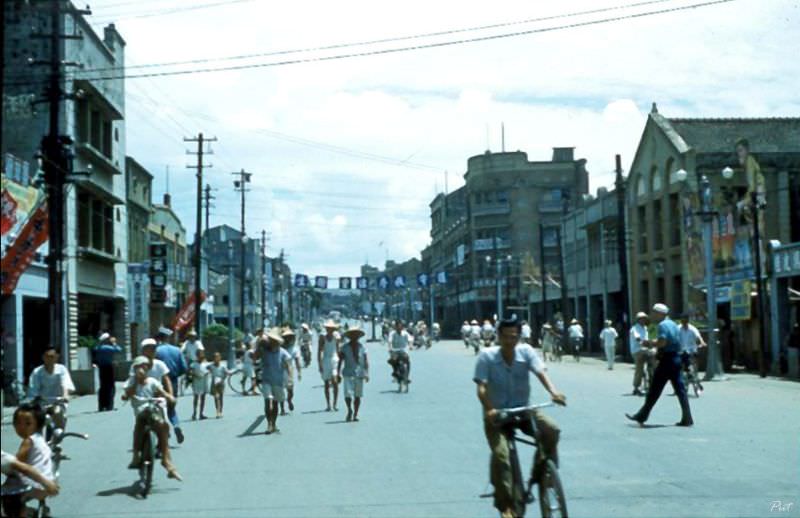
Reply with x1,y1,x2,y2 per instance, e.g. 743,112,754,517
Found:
167,468,183,481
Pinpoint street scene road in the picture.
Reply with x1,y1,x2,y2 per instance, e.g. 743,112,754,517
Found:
3,339,797,518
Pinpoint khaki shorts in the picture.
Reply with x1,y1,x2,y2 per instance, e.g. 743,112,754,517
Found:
261,384,286,402
343,377,364,398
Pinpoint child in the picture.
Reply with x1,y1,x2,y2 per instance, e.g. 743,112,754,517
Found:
1,403,56,516
1,447,59,518
191,349,210,420
207,352,231,418
121,356,181,481
241,341,256,395
280,328,303,415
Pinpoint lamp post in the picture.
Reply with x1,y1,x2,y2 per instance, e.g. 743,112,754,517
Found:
747,184,769,378
485,255,504,320
676,168,725,380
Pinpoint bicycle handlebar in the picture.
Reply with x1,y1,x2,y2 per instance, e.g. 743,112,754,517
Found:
494,402,557,425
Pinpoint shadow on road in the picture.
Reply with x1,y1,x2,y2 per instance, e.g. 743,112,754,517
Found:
379,390,402,394
237,415,266,437
324,420,351,425
300,409,330,415
626,423,669,429
96,482,176,499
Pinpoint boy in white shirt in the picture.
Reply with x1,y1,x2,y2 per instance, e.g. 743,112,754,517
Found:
27,347,75,431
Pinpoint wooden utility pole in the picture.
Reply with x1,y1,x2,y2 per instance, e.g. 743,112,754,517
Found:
232,169,252,332
185,133,216,334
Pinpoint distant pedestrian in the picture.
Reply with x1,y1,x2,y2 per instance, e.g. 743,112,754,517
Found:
93,332,122,411
191,349,210,420
208,352,231,418
154,327,188,443
568,319,584,360
280,327,303,415
338,326,369,422
254,329,293,434
318,320,341,412
630,312,654,395
240,339,257,395
599,320,619,370
521,321,532,345
626,303,694,427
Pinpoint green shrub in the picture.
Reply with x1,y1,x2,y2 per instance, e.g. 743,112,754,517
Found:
203,323,243,341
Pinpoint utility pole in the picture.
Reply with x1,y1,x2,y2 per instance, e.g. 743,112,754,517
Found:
30,0,90,359
539,223,548,326
558,190,571,326
261,230,269,329
185,133,216,334
750,191,768,378
615,155,631,361
232,169,252,332
226,241,235,366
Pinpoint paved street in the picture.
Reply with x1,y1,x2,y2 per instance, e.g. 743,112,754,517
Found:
2,339,798,518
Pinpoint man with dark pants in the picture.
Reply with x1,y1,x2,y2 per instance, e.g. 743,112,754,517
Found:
93,333,122,411
626,303,694,427
155,327,188,443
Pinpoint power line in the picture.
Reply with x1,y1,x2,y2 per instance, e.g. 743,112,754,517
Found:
69,0,682,75
89,0,259,24
2,0,737,86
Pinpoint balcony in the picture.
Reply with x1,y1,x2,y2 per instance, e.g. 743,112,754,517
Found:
472,203,511,217
473,238,511,251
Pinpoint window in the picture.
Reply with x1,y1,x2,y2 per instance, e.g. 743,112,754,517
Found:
637,206,647,253
652,200,663,251
651,166,662,193
669,194,681,247
78,190,114,254
496,190,508,203
637,176,646,197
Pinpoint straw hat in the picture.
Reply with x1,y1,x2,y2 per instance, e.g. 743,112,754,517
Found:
301,323,310,331
281,327,296,337
570,319,579,325
98,332,110,342
264,327,285,345
470,319,478,325
186,329,198,338
542,323,553,330
344,326,365,339
323,320,339,329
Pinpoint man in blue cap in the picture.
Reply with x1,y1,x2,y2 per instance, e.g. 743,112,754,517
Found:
93,332,122,411
626,303,694,427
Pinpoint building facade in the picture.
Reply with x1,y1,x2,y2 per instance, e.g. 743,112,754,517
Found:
3,3,128,372
125,157,152,350
148,195,188,335
626,105,800,371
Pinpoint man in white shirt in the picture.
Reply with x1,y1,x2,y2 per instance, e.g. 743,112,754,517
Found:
131,339,173,403
629,312,653,396
388,320,412,382
181,330,205,367
521,321,532,345
28,347,75,430
567,319,584,360
461,321,471,348
678,314,706,394
599,320,619,370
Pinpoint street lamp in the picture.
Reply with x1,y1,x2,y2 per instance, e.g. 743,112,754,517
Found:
676,168,725,380
485,254,505,320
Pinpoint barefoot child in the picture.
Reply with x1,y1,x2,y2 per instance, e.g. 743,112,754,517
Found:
191,349,210,420
208,352,232,418
121,356,182,481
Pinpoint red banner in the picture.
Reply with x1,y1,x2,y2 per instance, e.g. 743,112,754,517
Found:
171,290,207,333
1,201,48,295
1,190,18,235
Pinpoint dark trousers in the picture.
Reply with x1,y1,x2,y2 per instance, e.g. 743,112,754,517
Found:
635,352,692,422
98,364,116,411
167,375,180,429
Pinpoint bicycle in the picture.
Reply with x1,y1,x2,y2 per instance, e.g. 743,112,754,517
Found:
129,396,166,498
392,354,410,393
227,365,261,396
482,402,568,518
680,353,703,397
1,366,26,407
570,337,582,362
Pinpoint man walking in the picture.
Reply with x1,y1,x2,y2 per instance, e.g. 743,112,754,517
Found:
155,327,188,443
630,312,653,395
254,329,293,434
318,320,341,411
337,326,369,422
93,332,122,411
599,320,619,370
626,304,694,427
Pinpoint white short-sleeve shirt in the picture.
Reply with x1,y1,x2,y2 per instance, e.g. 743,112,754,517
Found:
129,358,170,381
123,376,164,416
28,364,75,400
599,327,619,348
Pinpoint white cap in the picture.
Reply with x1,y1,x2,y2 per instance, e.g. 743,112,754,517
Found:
652,303,670,315
141,338,157,349
98,332,110,342
132,356,150,368
158,326,173,337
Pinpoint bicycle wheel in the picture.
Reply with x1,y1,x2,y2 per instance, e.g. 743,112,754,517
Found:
538,459,568,518
227,370,245,395
139,429,156,498
508,443,527,518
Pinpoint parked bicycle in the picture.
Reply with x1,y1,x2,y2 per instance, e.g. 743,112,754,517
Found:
482,402,567,518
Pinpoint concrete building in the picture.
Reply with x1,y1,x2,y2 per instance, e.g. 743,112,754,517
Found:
2,3,128,372
626,105,800,371
125,157,152,350
424,148,589,336
148,195,188,334
204,225,266,332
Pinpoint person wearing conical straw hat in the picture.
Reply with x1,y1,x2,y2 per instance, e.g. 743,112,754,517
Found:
253,328,292,434
337,325,369,422
280,327,303,415
318,320,342,412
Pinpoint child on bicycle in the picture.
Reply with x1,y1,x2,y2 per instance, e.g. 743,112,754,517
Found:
191,349,210,420
1,403,56,517
1,447,59,518
208,352,231,418
121,356,182,481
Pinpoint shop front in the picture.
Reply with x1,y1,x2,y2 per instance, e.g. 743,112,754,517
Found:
769,241,800,378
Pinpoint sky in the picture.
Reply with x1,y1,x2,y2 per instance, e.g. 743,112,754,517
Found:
80,0,800,278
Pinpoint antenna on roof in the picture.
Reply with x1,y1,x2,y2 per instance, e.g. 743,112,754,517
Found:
166,165,170,194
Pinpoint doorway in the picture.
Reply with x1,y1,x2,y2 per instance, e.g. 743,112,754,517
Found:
22,297,50,381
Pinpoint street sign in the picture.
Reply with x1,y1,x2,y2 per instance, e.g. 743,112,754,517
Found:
294,274,309,288
393,275,406,289
378,275,390,290
417,273,429,287
435,271,447,284
315,276,328,289
356,277,369,290
339,277,352,290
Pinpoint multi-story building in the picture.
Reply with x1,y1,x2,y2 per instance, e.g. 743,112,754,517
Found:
626,104,800,371
204,224,265,332
148,195,188,334
424,148,589,335
3,3,128,371
125,157,152,349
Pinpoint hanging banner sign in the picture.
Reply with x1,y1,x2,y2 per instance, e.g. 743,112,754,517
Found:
294,274,309,288
378,275,390,290
435,271,447,284
417,273,429,287
171,290,208,333
730,280,751,321
315,276,328,289
1,201,49,295
339,277,352,290
393,275,406,289
356,277,369,290
1,190,18,235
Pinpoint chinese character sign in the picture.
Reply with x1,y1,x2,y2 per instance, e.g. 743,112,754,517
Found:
339,277,352,290
315,276,328,289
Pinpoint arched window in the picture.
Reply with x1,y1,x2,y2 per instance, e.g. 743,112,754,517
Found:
651,166,662,193
636,176,646,197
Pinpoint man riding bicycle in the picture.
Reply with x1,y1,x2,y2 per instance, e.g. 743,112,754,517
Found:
474,318,566,518
387,320,412,382
678,314,706,394
27,347,75,433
